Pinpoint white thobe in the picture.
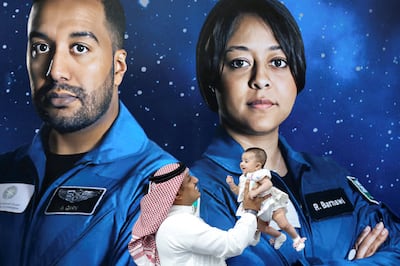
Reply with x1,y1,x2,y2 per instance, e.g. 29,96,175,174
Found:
156,205,259,266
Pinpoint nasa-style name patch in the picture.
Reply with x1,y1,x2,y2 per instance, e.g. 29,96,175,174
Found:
305,188,354,220
45,186,106,215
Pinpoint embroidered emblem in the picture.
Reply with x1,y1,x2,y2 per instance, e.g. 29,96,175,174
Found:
58,188,102,203
3,185,18,200
0,183,35,213
346,176,379,205
45,186,106,215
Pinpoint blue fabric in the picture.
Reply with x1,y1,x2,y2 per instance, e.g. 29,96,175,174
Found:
190,127,400,265
0,102,176,266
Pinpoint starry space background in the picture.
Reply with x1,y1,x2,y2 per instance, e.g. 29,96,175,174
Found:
0,0,399,215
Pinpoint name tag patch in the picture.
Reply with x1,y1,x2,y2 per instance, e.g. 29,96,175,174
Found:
45,186,106,215
305,188,354,220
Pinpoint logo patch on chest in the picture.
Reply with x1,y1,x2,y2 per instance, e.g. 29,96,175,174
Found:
45,186,106,215
0,183,35,213
305,188,354,220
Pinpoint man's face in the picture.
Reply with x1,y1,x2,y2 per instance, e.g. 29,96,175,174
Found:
26,0,125,133
176,172,201,206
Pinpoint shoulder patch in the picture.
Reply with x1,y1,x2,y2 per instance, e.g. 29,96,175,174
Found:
346,176,379,205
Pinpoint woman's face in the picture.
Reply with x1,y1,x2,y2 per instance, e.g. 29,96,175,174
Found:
217,14,297,136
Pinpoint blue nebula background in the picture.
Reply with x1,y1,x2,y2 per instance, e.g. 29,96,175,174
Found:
1,0,399,215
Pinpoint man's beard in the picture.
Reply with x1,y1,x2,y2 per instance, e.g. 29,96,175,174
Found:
34,69,114,134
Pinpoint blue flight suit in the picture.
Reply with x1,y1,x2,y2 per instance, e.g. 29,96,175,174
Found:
0,102,176,266
190,127,400,265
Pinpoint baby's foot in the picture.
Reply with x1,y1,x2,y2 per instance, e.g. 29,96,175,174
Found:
273,233,287,249
293,236,306,252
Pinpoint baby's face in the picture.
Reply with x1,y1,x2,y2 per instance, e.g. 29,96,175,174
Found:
240,152,261,174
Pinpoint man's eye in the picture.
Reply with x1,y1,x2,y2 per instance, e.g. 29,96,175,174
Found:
230,59,250,69
31,43,49,58
72,44,88,54
271,58,288,68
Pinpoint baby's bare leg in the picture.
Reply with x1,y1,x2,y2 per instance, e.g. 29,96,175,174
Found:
272,208,298,239
272,208,306,251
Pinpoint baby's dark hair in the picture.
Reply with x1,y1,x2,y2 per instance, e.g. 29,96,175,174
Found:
244,147,267,167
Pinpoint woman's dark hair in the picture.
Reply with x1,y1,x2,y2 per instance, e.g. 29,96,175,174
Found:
32,0,126,51
196,0,306,112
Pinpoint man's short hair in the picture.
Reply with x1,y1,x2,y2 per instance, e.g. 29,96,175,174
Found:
32,0,126,50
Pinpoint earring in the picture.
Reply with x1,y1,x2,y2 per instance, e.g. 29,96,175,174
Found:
208,85,215,93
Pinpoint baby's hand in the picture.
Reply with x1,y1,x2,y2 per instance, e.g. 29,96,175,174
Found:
226,175,239,195
226,175,234,184
248,191,257,199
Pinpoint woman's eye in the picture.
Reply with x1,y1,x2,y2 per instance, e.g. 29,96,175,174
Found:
72,44,89,54
271,58,288,68
230,59,250,69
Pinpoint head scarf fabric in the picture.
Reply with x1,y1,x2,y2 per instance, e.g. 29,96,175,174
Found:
128,162,188,265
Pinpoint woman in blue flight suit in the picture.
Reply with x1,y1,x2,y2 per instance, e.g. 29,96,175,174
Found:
190,0,400,265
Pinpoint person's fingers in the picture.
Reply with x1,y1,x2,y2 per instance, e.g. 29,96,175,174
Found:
243,180,260,210
261,193,272,201
252,192,269,207
354,226,371,250
361,228,388,258
355,222,388,259
244,179,250,195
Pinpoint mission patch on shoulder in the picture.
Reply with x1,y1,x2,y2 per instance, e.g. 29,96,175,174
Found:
346,176,379,205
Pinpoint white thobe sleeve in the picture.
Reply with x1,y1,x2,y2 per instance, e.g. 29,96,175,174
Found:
185,213,259,258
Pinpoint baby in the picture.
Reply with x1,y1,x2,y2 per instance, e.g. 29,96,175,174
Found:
226,147,306,251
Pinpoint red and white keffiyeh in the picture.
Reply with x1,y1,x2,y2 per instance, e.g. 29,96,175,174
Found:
128,162,188,266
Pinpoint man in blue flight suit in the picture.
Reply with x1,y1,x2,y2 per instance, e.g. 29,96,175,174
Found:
0,0,175,265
